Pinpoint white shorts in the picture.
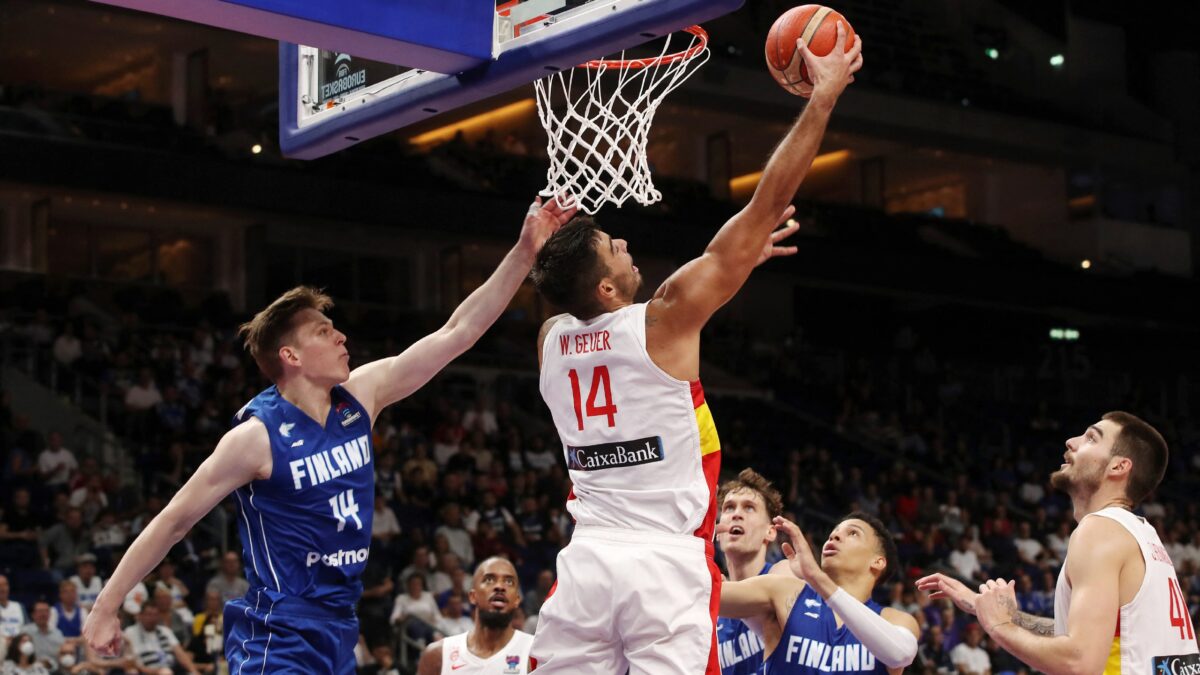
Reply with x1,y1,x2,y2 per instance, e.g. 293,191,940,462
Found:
530,525,721,675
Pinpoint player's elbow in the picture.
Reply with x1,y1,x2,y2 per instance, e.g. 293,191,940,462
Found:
1063,653,1107,675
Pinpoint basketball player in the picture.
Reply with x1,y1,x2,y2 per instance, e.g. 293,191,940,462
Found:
720,514,918,674
528,24,862,675
417,557,533,675
717,469,782,674
81,196,577,673
917,411,1200,674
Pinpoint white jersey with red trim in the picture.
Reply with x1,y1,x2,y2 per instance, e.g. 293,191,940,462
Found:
539,302,721,537
1054,506,1199,675
441,630,533,674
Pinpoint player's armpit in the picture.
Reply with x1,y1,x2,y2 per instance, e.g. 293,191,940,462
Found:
416,640,443,675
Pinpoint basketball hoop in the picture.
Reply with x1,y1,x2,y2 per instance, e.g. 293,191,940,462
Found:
535,26,710,214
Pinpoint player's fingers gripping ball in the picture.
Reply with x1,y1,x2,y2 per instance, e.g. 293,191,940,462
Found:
765,5,857,96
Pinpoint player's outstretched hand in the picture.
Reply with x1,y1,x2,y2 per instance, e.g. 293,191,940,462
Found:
774,516,822,583
755,204,800,267
797,21,863,102
915,572,979,615
520,193,579,254
81,609,124,658
975,578,1018,634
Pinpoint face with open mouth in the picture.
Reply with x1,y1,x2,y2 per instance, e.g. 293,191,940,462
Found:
820,518,885,580
1050,419,1117,495
717,489,776,557
470,557,522,630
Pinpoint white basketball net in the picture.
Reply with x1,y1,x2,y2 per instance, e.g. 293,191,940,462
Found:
535,27,710,214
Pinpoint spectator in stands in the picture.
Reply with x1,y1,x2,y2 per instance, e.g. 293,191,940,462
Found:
434,592,473,638
374,452,402,505
435,504,474,568
949,533,983,582
187,591,223,673
915,623,953,674
403,442,437,489
430,553,464,597
151,588,190,647
67,475,107,526
1012,521,1045,570
20,601,65,667
124,368,163,411
69,555,103,612
472,521,517,562
205,552,248,604
52,323,82,371
432,409,466,467
39,508,90,579
89,510,126,565
371,493,401,544
390,575,439,646
155,386,187,438
152,560,189,620
522,435,557,471
48,581,86,640
435,569,471,606
0,576,27,648
950,623,991,675
462,396,498,437
123,603,200,675
4,416,39,487
0,488,42,569
36,432,77,492
398,546,434,592
3,633,44,674
523,570,554,617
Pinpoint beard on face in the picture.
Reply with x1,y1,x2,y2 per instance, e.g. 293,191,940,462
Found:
1050,461,1103,495
478,608,515,630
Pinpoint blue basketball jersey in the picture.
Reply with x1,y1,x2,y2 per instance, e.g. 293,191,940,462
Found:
763,586,888,674
230,385,375,609
718,564,772,675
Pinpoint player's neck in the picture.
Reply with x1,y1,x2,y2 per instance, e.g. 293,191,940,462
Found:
825,569,874,604
276,376,333,427
726,548,769,582
1072,486,1132,522
467,624,514,657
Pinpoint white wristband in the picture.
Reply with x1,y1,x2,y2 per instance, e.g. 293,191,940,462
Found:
824,587,918,668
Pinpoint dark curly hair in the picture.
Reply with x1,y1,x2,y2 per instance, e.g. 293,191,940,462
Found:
529,216,608,319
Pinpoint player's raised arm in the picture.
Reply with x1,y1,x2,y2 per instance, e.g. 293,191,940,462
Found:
82,420,271,656
346,195,576,419
648,24,861,334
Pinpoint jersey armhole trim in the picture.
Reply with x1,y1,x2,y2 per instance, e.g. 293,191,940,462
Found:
1086,509,1151,616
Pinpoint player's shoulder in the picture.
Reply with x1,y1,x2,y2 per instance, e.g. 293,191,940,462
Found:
1073,511,1136,548
223,414,269,447
539,313,571,339
417,638,445,674
1068,513,1139,571
880,606,921,636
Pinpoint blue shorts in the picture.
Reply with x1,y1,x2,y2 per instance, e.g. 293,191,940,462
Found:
224,592,358,674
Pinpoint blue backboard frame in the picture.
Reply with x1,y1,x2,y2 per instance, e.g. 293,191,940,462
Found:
279,0,744,160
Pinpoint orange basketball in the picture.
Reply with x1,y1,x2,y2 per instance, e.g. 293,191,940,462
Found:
765,5,856,96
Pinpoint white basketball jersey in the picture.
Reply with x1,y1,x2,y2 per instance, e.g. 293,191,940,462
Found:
1054,507,1199,674
539,302,721,537
441,630,533,675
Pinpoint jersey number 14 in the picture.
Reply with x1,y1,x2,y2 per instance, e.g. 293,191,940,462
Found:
567,366,618,431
